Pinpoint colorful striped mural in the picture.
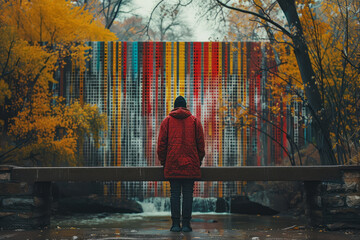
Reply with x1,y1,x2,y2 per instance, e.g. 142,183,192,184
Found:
57,42,311,198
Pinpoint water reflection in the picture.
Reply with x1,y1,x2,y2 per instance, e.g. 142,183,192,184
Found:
0,214,358,239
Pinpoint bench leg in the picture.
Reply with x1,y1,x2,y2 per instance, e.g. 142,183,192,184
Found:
304,181,321,227
33,181,52,228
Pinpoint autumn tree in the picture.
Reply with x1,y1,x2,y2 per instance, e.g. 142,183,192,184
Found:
226,2,266,41
0,0,115,166
213,0,359,165
300,0,360,164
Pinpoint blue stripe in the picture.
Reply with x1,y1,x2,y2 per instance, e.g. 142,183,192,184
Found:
132,42,138,82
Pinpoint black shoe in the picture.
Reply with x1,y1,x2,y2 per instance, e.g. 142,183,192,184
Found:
182,225,192,232
170,225,181,232
182,220,192,232
170,220,181,232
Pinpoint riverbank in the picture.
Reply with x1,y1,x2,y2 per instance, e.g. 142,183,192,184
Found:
0,213,359,239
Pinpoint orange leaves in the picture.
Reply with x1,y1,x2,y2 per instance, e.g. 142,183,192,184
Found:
1,0,116,92
298,0,360,163
0,0,110,165
227,1,268,41
2,0,116,43
8,97,107,165
0,28,57,119
224,0,359,164
269,104,282,116
219,99,257,129
0,79,11,106
69,44,92,73
51,138,78,166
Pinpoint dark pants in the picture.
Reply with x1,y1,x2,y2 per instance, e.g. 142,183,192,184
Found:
169,179,194,222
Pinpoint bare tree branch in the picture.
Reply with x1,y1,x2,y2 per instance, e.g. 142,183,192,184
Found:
216,0,292,38
142,0,166,40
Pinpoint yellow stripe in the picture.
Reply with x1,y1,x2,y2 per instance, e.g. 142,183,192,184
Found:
238,42,242,101
243,43,247,165
116,182,121,198
230,43,233,75
218,183,223,198
179,42,185,96
163,181,170,197
173,43,177,96
243,43,247,104
166,42,172,114
237,42,242,166
104,184,108,196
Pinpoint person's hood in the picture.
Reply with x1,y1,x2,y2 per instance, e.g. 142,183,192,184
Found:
169,107,192,119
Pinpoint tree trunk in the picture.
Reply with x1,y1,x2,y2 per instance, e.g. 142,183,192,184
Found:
277,0,337,165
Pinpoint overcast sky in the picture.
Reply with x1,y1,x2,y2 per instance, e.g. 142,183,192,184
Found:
132,0,218,41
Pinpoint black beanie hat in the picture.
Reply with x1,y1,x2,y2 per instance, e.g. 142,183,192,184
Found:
174,96,187,108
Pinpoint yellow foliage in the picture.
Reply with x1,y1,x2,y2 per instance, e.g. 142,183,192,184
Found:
8,92,107,166
0,0,111,166
1,0,117,78
0,79,11,106
1,0,116,43
226,0,359,164
226,1,266,41
298,0,360,164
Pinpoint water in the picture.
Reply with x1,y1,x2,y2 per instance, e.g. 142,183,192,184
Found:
1,214,358,240
138,197,218,213
51,197,221,229
0,198,359,239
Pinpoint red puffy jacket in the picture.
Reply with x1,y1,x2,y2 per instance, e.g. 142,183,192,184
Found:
157,107,205,179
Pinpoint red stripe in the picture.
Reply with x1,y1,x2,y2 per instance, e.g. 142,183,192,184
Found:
123,42,127,98
211,42,219,153
194,42,201,118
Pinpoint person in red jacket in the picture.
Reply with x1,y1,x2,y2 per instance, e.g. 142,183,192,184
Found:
157,96,205,232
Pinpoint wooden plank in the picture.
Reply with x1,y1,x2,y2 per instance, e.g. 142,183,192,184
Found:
11,167,164,182
201,166,342,181
9,165,357,182
0,165,14,171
